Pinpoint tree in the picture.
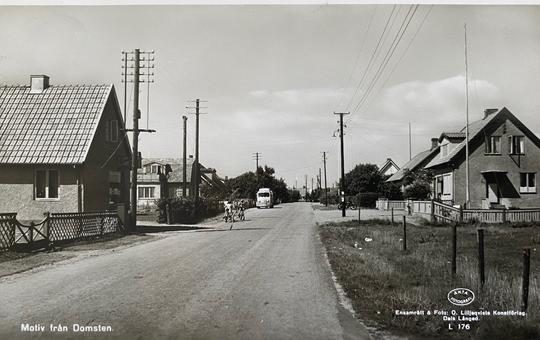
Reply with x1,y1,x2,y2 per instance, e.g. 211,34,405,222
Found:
378,177,403,200
402,168,434,200
344,163,382,195
227,165,292,203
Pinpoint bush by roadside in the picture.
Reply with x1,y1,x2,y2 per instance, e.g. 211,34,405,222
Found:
155,197,223,224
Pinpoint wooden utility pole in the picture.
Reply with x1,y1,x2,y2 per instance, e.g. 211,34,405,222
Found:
182,115,187,197
130,49,140,231
322,152,328,207
334,111,350,217
122,49,155,231
187,99,207,203
253,152,261,174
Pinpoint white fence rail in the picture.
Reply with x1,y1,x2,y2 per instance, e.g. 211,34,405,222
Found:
375,199,540,224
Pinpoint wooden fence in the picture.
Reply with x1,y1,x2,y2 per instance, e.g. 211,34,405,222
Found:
376,199,540,224
0,213,17,253
0,211,124,252
375,199,406,210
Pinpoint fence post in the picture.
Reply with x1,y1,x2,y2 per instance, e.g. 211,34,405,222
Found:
452,222,457,278
502,209,507,224
29,221,35,245
166,204,171,225
45,212,51,248
521,248,531,312
100,217,104,236
402,215,407,251
477,229,485,287
391,207,394,225
430,199,435,223
459,206,463,223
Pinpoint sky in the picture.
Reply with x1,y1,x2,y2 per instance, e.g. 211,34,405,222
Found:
1,3,540,188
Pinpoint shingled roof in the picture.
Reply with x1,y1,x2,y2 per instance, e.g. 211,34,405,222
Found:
386,148,438,182
0,83,113,164
138,158,195,183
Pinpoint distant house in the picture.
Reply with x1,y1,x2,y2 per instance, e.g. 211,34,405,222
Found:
425,108,540,209
136,157,225,208
386,140,439,186
0,75,132,220
379,158,400,177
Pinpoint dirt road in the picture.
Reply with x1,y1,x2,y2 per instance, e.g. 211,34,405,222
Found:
0,202,371,339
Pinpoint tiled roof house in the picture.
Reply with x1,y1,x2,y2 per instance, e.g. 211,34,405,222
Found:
0,75,132,220
425,107,540,209
136,157,225,207
392,107,540,209
379,158,400,176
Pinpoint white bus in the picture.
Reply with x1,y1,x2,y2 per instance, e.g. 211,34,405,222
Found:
256,188,274,208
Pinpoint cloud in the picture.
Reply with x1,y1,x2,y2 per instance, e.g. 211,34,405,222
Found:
373,75,501,131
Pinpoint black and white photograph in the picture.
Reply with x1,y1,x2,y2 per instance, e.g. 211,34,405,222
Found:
0,1,539,339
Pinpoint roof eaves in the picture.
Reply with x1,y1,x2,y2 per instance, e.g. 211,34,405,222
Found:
79,84,113,163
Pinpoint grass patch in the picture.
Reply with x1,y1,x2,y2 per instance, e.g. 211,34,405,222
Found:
319,219,540,339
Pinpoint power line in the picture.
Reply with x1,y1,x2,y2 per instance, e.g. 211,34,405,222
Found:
338,5,377,109
376,5,433,95
345,5,397,111
352,5,419,113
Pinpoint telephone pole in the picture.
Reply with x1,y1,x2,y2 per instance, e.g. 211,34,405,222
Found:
318,168,322,190
334,111,350,217
187,99,207,203
253,152,262,174
122,49,156,230
182,115,188,197
322,152,328,207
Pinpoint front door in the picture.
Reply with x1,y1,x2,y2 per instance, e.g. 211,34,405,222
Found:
487,182,500,204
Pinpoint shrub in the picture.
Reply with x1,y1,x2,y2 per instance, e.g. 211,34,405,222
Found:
156,197,223,224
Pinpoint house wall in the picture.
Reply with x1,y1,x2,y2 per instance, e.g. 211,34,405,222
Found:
448,118,540,208
83,88,131,212
0,165,79,221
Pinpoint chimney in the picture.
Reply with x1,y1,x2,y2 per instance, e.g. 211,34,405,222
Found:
30,75,50,94
484,108,498,119
431,138,439,150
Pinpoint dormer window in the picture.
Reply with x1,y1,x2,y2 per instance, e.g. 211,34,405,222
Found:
151,165,161,174
440,144,448,157
485,136,501,154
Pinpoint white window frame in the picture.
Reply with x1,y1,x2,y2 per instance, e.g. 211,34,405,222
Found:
508,135,525,155
35,169,60,200
138,186,155,199
520,172,536,194
485,136,501,154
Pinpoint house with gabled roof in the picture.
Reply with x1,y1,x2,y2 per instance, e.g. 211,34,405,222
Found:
0,75,132,220
136,157,226,207
425,107,540,209
386,140,439,185
379,158,400,177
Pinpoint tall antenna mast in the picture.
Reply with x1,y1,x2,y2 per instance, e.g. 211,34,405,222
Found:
464,24,470,208
408,122,412,160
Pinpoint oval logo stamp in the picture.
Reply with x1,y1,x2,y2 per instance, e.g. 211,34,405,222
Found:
447,288,475,306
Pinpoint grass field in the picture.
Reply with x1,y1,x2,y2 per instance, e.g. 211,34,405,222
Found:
319,219,540,339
